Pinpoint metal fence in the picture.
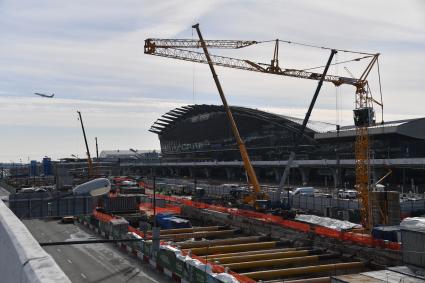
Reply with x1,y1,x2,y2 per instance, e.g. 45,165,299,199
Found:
8,195,93,219
400,199,425,213
8,195,141,219
154,178,425,215
289,195,359,212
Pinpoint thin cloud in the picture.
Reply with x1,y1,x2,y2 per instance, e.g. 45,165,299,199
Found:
0,0,424,161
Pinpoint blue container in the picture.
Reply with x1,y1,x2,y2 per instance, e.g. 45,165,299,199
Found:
42,157,52,176
155,213,192,230
372,225,401,242
30,160,38,176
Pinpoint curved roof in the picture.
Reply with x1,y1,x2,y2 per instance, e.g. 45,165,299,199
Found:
149,104,336,137
316,117,425,140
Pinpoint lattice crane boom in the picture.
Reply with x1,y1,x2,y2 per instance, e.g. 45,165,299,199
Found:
145,38,368,87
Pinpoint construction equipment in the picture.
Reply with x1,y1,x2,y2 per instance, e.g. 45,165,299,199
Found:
374,169,392,190
77,111,93,178
145,24,383,228
278,49,337,189
191,24,266,210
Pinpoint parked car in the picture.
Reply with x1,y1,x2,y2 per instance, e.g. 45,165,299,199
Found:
290,187,315,196
20,187,35,193
61,216,75,224
338,190,357,199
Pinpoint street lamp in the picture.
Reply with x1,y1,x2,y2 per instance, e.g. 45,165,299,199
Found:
130,150,157,226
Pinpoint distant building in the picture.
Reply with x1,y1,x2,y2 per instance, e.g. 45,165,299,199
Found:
42,157,52,176
99,150,159,162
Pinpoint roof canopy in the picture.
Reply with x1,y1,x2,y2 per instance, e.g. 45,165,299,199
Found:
150,104,335,136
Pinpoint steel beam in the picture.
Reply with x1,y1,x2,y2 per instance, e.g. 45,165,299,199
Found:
241,262,364,280
187,241,278,256
215,250,314,264
224,254,337,270
177,235,263,249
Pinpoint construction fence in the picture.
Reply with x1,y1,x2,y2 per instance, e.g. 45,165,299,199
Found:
145,193,401,251
8,195,140,219
150,179,425,217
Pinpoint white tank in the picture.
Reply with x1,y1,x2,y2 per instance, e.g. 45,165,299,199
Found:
73,178,111,196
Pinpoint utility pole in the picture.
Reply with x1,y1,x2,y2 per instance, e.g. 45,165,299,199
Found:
95,137,99,159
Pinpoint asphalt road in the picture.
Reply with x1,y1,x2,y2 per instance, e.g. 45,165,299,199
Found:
23,219,172,283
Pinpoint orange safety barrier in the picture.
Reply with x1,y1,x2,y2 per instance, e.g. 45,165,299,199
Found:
93,209,116,222
315,226,342,239
139,181,153,189
140,193,402,251
139,202,182,215
127,225,148,239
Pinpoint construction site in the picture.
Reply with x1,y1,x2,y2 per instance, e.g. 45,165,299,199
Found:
1,16,425,283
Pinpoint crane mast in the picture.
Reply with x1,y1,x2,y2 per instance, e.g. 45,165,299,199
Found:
145,27,381,229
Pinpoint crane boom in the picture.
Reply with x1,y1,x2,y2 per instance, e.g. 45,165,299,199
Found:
145,38,257,49
191,24,262,202
145,38,359,87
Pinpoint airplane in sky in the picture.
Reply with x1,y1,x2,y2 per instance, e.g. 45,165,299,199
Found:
34,92,54,98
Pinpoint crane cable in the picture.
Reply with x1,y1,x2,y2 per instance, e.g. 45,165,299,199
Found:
253,39,376,55
192,28,196,104
278,39,376,56
335,52,340,126
300,55,374,72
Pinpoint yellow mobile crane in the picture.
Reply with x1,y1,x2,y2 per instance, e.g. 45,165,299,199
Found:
145,24,382,229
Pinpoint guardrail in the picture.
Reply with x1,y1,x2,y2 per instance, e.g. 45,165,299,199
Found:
0,200,71,282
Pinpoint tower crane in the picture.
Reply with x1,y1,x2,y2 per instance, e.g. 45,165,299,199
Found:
144,24,382,230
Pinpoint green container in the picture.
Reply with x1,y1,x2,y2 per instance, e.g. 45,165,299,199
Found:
175,257,186,278
90,217,99,227
127,233,143,251
143,241,153,257
98,220,110,237
192,265,207,283
185,263,222,283
157,248,177,272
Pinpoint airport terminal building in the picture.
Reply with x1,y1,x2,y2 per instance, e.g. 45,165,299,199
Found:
149,104,425,191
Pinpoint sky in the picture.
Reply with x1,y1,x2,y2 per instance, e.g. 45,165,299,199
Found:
0,0,424,163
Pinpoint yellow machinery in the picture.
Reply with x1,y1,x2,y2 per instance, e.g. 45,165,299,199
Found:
145,24,383,226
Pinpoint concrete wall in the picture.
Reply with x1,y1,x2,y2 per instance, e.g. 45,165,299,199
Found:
0,200,71,283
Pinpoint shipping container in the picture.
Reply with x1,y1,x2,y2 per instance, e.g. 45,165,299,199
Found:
402,228,425,267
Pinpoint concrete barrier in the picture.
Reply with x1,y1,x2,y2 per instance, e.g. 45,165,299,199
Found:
0,200,71,283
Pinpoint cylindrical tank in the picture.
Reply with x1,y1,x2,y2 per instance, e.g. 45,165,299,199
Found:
370,191,400,226
73,178,111,196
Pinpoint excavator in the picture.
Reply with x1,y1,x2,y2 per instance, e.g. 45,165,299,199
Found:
145,24,383,228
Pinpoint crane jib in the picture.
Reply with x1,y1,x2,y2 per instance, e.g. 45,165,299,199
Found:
144,39,360,87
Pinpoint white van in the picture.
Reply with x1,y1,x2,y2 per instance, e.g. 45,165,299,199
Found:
290,187,315,196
